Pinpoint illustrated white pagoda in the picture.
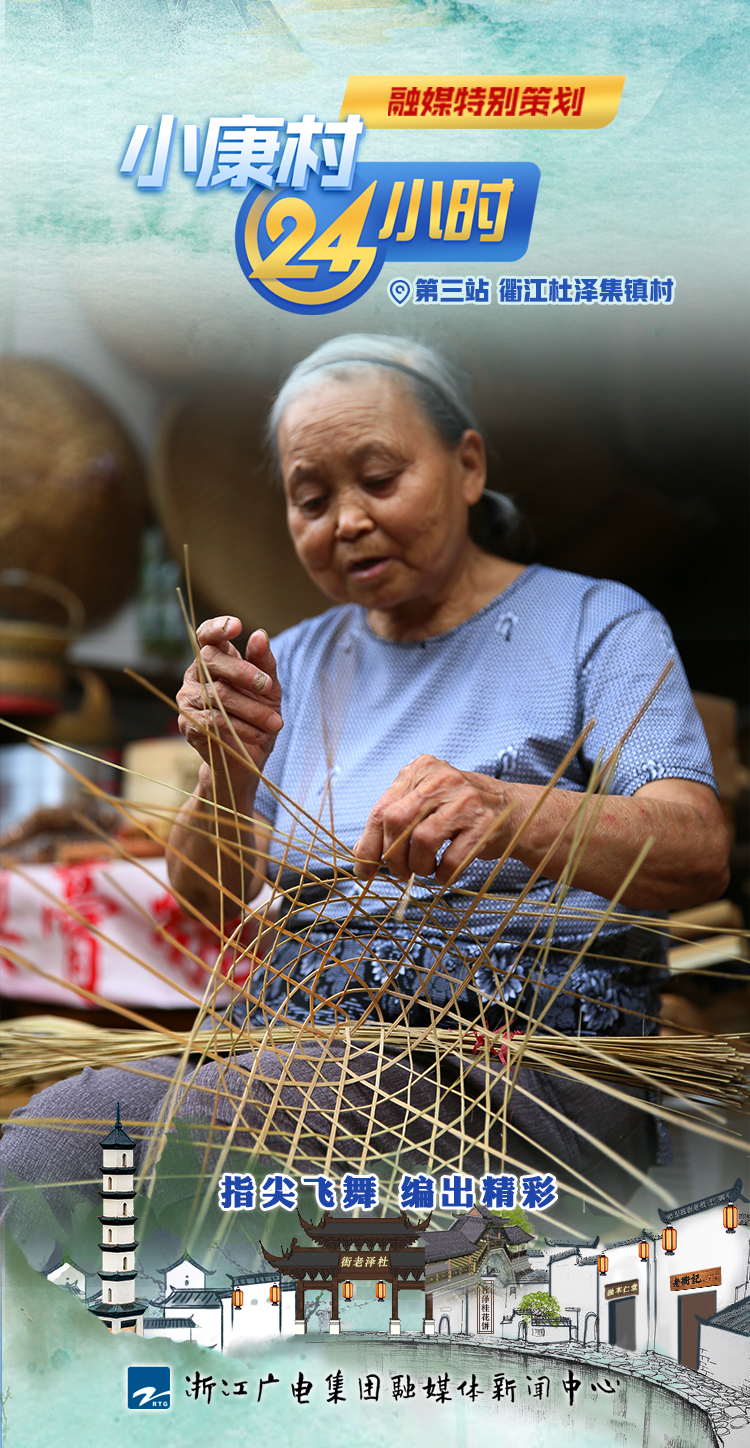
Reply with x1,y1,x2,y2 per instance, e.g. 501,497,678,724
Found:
88,1103,148,1335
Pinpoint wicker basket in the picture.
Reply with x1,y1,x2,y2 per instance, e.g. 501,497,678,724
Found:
0,357,146,626
150,384,329,638
0,570,84,715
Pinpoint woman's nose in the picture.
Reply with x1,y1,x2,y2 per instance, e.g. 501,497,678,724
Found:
335,494,374,539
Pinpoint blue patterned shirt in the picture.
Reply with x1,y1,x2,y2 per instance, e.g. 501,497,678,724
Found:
243,565,715,1035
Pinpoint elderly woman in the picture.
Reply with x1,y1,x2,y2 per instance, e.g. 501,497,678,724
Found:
170,336,726,1007
1,335,729,1231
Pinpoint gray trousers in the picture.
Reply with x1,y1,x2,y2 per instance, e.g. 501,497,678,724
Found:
0,1040,657,1240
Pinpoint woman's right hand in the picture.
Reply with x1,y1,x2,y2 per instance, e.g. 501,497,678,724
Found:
176,617,283,799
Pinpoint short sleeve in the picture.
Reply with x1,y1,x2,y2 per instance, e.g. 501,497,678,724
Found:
574,582,717,797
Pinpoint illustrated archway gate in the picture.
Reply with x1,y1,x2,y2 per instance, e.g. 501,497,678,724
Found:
261,1210,430,1334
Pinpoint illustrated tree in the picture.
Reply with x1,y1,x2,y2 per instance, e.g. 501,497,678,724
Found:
491,1205,536,1238
518,1291,561,1325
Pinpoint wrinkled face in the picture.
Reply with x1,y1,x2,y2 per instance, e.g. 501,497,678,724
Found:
277,372,486,611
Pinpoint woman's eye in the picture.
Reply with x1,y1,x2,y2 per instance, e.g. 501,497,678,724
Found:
298,496,327,515
363,475,395,490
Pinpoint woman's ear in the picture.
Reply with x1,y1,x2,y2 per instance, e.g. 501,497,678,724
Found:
457,429,487,506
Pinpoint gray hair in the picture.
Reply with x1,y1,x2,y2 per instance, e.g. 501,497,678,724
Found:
268,333,523,556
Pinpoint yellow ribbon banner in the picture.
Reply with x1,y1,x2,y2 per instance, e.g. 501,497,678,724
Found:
340,75,625,129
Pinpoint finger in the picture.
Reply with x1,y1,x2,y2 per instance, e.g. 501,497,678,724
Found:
356,795,436,883
383,800,436,879
195,616,244,653
383,782,487,879
179,709,276,755
395,802,471,881
353,779,430,880
353,763,444,880
353,812,386,880
430,797,516,885
177,704,279,781
352,757,446,880
245,627,271,665
244,628,281,699
179,678,283,736
193,646,280,704
442,799,518,884
432,830,480,886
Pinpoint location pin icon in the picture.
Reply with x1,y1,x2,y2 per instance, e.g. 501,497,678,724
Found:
388,278,411,305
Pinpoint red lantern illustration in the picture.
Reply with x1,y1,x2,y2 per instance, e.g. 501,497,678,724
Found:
597,1254,608,1276
342,1281,354,1301
269,1283,281,1306
638,1240,650,1262
375,1281,387,1301
232,1288,244,1309
723,1204,738,1234
661,1227,677,1256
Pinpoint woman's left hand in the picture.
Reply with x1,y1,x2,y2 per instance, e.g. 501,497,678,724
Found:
353,754,517,884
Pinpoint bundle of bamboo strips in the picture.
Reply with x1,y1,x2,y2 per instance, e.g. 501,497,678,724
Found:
2,1015,747,1107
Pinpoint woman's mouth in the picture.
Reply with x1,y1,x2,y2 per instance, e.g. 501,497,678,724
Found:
346,556,391,580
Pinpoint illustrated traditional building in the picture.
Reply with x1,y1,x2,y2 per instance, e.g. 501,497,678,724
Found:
88,1104,148,1335
159,1251,217,1296
220,1269,296,1343
144,1256,296,1347
538,1181,750,1366
45,1259,88,1297
422,1203,538,1335
416,1182,750,1372
697,1295,750,1393
653,1177,749,1367
563,1179,750,1363
261,1210,429,1335
145,1251,222,1346
544,1234,601,1347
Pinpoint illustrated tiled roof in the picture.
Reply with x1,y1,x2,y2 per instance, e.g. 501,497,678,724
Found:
544,1236,599,1248
452,1204,512,1239
230,1270,292,1288
698,1294,750,1337
527,1249,546,1258
47,1259,86,1278
658,1179,748,1225
89,1299,149,1319
262,1249,340,1271
453,1204,496,1224
454,1215,485,1243
99,1103,136,1150
548,1249,579,1265
164,1289,224,1309
423,1229,480,1263
577,1257,599,1266
503,1224,534,1246
161,1253,216,1277
605,1234,658,1250
298,1211,430,1243
144,1317,197,1329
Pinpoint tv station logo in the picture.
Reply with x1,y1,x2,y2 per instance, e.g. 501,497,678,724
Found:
127,1366,171,1410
